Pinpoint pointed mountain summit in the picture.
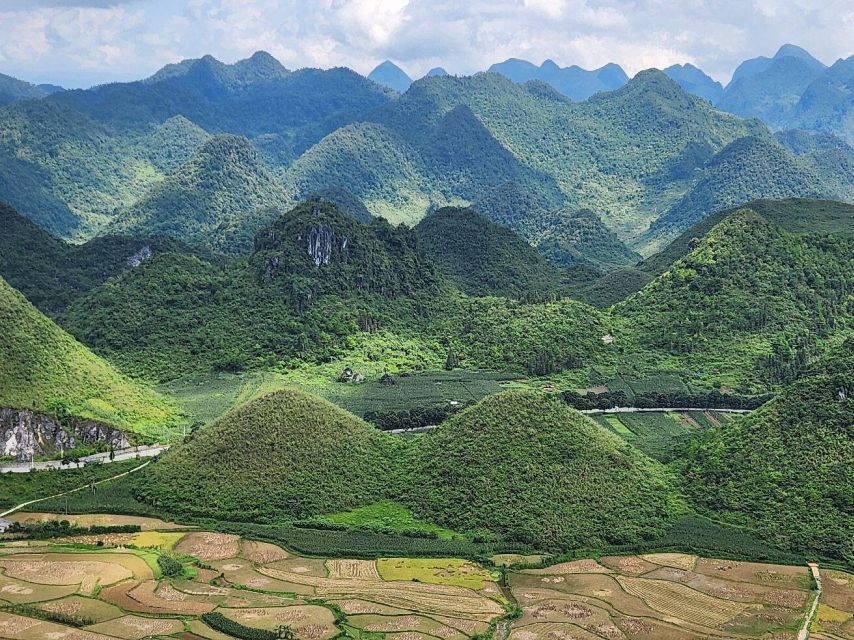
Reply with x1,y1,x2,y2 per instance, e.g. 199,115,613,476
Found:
663,63,723,103
114,134,288,252
368,60,412,92
773,43,825,68
146,50,289,88
728,43,825,87
425,67,449,77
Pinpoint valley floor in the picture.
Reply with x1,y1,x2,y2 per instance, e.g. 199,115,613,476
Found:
1,512,850,640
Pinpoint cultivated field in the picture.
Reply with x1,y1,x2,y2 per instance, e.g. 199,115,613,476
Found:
510,553,824,639
0,515,505,640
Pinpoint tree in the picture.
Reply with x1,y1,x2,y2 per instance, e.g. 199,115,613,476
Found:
444,345,459,370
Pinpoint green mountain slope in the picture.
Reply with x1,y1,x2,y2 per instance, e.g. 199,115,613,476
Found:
535,208,641,271
137,389,403,520
0,276,181,434
785,56,854,145
640,198,854,275
616,208,854,391
0,71,52,105
681,340,854,563
113,135,287,252
414,207,570,298
408,391,684,549
641,136,828,253
0,202,204,317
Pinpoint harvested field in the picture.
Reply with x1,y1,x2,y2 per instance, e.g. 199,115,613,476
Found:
187,619,235,640
175,532,240,561
693,559,810,590
0,572,78,603
219,605,338,639
126,579,216,614
598,555,657,575
85,614,184,639
330,598,411,615
640,553,697,570
209,557,314,594
823,570,854,613
523,560,611,575
376,558,495,589
615,575,747,627
349,612,465,639
259,565,504,621
328,559,380,580
0,556,132,593
240,540,289,564
266,556,329,577
0,610,115,640
509,621,602,640
38,594,124,623
7,512,190,531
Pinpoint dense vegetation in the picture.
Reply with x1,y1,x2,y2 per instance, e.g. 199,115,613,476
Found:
615,209,854,391
0,202,198,316
137,390,405,520
414,207,570,298
0,276,182,434
408,391,685,550
681,339,854,563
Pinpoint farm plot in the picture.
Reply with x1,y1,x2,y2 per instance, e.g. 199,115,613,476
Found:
7,512,189,530
815,570,854,639
0,523,506,640
376,558,495,589
509,556,823,639
219,605,338,639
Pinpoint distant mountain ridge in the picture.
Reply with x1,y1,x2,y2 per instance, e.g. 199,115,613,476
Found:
488,58,628,100
368,60,412,92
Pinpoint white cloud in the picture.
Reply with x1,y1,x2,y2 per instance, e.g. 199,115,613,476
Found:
0,0,849,87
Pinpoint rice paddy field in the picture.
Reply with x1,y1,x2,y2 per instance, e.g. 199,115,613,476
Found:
1,513,851,640
0,516,506,640
508,554,838,639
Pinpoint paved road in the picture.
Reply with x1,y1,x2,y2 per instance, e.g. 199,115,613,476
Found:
0,444,169,474
798,563,823,640
0,460,152,519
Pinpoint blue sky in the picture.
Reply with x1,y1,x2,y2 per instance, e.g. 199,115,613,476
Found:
0,0,850,88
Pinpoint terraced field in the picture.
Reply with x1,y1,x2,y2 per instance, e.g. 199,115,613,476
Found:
509,554,829,639
0,517,505,640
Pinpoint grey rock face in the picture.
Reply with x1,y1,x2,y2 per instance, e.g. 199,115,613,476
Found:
0,409,129,461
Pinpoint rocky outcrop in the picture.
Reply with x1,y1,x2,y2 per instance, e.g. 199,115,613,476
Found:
0,409,129,461
304,224,349,266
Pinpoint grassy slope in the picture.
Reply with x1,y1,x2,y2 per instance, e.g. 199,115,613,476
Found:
680,339,854,563
0,276,182,435
408,390,685,550
137,389,405,521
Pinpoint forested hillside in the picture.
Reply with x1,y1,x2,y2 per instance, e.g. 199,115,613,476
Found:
0,276,181,434
681,339,854,563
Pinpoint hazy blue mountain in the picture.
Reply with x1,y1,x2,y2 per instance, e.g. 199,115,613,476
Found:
728,43,825,85
785,56,854,145
488,58,628,100
663,63,723,103
718,52,827,124
368,60,413,92
425,67,449,77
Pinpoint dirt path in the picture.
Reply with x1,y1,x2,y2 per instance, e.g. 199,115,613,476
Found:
798,563,823,640
0,460,152,518
0,444,168,474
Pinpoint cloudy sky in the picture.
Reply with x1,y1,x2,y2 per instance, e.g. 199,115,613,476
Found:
0,0,851,88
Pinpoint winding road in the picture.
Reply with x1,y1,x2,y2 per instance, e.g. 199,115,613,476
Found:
0,444,168,474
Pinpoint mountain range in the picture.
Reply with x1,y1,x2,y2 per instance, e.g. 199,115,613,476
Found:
0,46,850,261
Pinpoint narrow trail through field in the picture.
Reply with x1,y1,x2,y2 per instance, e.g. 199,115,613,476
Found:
798,563,823,640
0,460,152,519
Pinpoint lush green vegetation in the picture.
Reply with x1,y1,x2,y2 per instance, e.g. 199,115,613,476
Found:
137,390,406,521
408,391,685,550
0,276,182,434
7,520,140,539
414,207,570,298
535,208,640,271
567,267,652,308
615,209,854,391
201,612,279,640
314,500,461,539
681,339,854,564
0,201,201,316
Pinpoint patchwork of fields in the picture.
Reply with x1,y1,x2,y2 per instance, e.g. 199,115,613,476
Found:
1,512,851,639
